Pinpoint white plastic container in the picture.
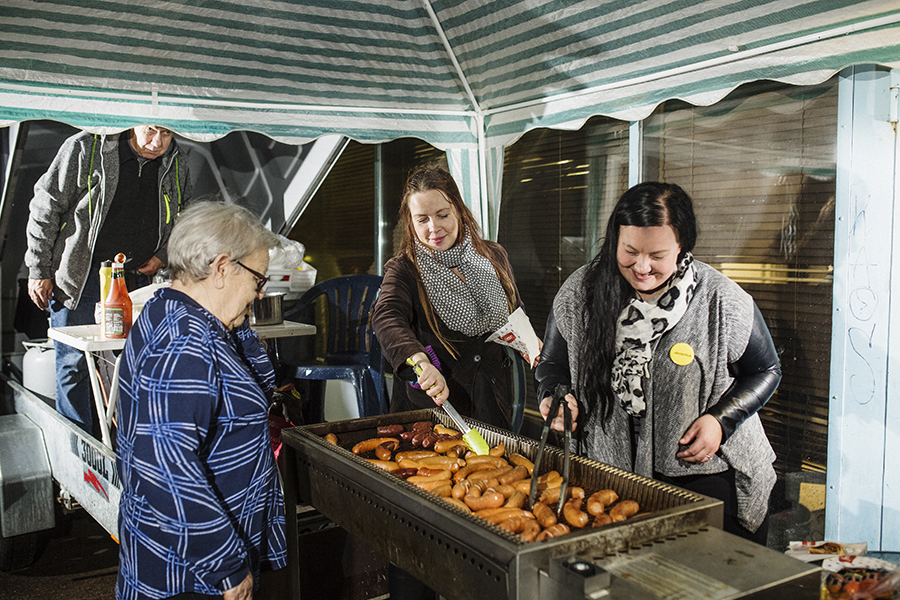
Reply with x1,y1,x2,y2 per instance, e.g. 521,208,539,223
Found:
22,339,56,399
265,263,317,301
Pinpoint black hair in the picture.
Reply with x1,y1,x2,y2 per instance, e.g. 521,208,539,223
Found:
577,182,697,427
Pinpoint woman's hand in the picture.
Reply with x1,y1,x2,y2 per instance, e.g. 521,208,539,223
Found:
521,338,544,368
223,572,253,600
539,393,578,432
409,353,449,406
676,414,723,463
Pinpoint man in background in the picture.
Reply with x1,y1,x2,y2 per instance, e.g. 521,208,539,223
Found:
25,125,193,435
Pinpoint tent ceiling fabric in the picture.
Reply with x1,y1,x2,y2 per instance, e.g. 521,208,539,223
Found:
0,0,898,150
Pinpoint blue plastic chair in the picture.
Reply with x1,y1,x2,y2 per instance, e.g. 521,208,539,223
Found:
282,274,387,422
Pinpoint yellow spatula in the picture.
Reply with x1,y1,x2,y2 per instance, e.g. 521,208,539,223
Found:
406,358,491,455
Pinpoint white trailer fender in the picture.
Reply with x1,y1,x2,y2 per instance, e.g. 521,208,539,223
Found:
0,414,54,537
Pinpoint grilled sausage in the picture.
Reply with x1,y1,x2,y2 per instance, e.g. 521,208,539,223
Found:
464,455,507,467
513,471,564,495
535,523,570,541
562,497,589,528
431,483,453,497
508,453,534,475
365,459,398,471
411,429,431,447
416,467,450,477
444,444,466,458
421,433,441,449
418,456,464,469
592,513,613,527
442,497,471,513
454,462,499,482
586,490,618,517
433,424,459,436
497,516,542,542
395,450,438,462
434,439,466,454
374,443,393,461
540,485,584,505
406,470,452,484
497,465,529,486
352,437,399,455
412,478,455,492
478,508,533,524
324,433,339,445
532,501,557,528
464,490,505,511
392,468,419,479
467,465,514,482
504,490,527,508
376,424,405,437
493,484,516,499
451,481,470,499
609,500,640,522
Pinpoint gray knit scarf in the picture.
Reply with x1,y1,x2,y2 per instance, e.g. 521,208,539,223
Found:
414,229,509,337
612,253,697,416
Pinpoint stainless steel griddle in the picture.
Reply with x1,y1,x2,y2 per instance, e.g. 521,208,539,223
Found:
280,409,820,600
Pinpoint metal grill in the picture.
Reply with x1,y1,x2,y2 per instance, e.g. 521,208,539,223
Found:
282,409,731,600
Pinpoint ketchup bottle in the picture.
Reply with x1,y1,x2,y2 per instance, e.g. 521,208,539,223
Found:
103,254,132,339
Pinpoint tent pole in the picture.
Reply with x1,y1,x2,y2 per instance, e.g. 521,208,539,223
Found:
421,0,489,237
476,113,491,240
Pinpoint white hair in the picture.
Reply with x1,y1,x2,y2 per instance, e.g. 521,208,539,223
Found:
167,202,279,282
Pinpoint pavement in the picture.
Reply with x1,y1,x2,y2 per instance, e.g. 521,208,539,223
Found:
0,508,118,599
0,507,295,600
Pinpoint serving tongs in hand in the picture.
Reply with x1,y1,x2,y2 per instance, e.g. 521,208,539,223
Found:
406,358,491,455
528,383,571,516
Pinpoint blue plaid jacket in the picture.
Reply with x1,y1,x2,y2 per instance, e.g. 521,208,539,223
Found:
116,287,286,599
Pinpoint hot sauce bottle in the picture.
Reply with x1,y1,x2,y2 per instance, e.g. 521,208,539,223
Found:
103,253,132,339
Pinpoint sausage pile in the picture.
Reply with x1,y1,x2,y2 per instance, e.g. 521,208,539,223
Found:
325,421,646,542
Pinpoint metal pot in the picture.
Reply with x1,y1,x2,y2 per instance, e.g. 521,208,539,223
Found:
251,293,285,326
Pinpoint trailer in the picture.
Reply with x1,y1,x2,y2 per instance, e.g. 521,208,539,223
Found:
0,321,314,571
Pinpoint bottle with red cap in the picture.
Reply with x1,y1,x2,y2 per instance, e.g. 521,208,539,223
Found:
102,253,132,339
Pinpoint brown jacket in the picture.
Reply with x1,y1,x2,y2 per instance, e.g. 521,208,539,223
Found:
372,242,523,428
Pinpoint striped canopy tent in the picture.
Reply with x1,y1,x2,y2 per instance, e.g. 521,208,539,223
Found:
1,0,898,231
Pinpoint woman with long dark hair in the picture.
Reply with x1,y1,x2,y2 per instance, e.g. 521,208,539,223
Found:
535,181,780,543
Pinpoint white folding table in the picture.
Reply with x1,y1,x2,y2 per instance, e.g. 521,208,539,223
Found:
48,321,316,448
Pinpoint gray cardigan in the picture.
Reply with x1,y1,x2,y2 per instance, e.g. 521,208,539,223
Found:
25,131,192,309
553,260,776,532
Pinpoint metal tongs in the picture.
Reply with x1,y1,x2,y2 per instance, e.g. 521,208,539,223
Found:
528,383,571,516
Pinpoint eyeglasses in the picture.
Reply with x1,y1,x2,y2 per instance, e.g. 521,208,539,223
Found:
234,260,268,293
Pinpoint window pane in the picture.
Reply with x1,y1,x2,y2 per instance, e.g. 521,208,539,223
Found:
643,78,837,479
289,141,376,281
498,118,630,414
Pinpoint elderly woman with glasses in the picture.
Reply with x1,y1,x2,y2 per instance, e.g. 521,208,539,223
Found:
116,202,284,600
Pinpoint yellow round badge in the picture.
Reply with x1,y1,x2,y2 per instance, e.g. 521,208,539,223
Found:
669,342,694,366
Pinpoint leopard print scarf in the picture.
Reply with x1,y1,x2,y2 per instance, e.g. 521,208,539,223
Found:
414,229,509,337
612,253,696,416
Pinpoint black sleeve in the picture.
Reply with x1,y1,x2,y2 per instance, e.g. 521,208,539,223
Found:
533,309,572,403
706,303,782,441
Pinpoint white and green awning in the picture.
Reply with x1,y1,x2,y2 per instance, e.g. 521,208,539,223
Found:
1,0,898,226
